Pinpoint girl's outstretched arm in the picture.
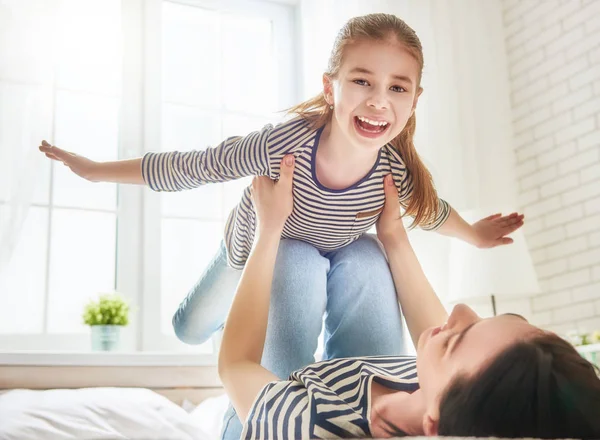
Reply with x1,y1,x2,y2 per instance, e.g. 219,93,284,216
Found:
39,140,144,184
437,207,524,249
218,155,295,422
39,123,274,189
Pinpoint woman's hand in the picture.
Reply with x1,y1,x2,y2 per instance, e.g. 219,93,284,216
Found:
376,174,408,248
39,140,100,182
251,155,295,235
471,212,524,248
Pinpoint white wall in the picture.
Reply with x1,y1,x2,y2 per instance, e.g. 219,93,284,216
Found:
502,0,600,335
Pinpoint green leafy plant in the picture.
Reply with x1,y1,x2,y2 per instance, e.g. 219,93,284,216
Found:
83,293,130,326
567,330,600,346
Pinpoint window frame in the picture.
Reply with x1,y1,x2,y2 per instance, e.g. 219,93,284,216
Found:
140,0,299,354
0,0,299,356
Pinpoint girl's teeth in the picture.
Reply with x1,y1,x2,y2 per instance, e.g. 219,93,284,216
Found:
356,116,388,133
357,116,388,127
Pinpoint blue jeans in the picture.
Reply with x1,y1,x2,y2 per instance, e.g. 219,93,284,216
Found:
172,235,405,440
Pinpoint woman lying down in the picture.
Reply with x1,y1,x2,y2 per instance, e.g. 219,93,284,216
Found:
218,155,600,439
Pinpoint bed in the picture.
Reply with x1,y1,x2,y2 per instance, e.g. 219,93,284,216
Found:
0,362,228,439
0,363,567,440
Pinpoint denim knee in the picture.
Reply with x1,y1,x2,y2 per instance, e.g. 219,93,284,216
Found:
172,310,216,345
171,242,239,345
333,234,389,271
275,238,322,267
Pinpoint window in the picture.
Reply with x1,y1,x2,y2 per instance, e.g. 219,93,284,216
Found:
0,0,298,355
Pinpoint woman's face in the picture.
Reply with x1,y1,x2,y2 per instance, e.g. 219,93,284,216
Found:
416,304,540,435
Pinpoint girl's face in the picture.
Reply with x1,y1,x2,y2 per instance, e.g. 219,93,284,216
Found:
416,304,539,435
323,38,422,151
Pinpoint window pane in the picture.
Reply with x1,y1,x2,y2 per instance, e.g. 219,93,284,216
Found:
53,90,118,210
161,104,223,219
162,186,224,220
222,114,274,138
0,206,48,334
47,209,116,333
162,3,221,108
222,14,275,113
160,218,222,350
55,0,122,94
0,82,53,205
161,105,223,153
0,0,54,85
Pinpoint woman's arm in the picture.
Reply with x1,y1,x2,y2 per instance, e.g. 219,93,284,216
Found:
218,155,295,422
377,174,448,348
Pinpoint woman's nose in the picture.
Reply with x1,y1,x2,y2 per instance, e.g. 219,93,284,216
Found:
448,303,480,330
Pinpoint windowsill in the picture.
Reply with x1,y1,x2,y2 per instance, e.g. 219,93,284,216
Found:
0,351,216,367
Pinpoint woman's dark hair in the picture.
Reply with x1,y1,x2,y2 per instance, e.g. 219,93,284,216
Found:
438,332,600,439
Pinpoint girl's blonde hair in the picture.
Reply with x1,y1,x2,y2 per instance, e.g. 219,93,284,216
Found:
288,13,439,227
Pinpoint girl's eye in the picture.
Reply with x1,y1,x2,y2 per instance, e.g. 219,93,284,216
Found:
390,85,407,93
353,79,369,86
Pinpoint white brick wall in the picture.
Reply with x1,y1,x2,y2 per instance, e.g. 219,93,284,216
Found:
502,0,600,335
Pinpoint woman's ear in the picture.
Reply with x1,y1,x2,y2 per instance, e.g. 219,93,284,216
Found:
422,412,439,436
322,73,333,105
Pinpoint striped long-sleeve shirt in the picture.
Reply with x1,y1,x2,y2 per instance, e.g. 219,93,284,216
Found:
142,117,450,269
241,355,419,439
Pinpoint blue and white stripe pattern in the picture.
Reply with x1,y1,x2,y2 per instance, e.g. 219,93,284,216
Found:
241,355,419,439
142,117,450,269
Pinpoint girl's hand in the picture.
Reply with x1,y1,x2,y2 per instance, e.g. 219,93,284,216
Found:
38,140,99,182
251,155,295,235
376,174,408,248
471,212,525,248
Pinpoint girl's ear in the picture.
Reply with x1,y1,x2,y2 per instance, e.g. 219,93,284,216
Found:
322,73,334,104
411,87,423,115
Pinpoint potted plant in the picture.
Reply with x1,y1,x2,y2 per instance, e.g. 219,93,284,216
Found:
83,293,130,351
567,330,600,369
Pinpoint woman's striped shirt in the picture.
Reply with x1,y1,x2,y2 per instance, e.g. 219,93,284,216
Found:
241,355,419,439
142,117,450,269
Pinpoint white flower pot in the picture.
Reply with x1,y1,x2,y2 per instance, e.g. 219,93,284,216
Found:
90,325,121,351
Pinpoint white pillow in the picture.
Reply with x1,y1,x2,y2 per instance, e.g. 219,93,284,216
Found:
0,387,211,440
190,394,229,439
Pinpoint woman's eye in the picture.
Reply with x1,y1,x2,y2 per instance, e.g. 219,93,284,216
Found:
353,79,369,86
443,332,456,350
390,85,407,93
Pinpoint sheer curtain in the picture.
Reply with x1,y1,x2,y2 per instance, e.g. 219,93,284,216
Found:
298,0,519,298
0,0,122,341
0,0,54,285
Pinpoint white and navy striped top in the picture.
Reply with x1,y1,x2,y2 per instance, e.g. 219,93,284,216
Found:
142,117,450,269
241,355,419,439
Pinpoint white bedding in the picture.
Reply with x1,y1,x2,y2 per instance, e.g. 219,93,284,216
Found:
0,389,568,440
0,387,218,440
190,394,230,439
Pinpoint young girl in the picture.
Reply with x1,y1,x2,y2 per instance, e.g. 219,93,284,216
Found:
219,154,600,439
39,12,523,343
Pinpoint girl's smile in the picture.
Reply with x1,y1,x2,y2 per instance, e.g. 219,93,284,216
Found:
353,115,391,138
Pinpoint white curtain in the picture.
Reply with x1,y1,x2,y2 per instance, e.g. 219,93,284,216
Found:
0,0,54,282
298,0,519,297
1,0,521,299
